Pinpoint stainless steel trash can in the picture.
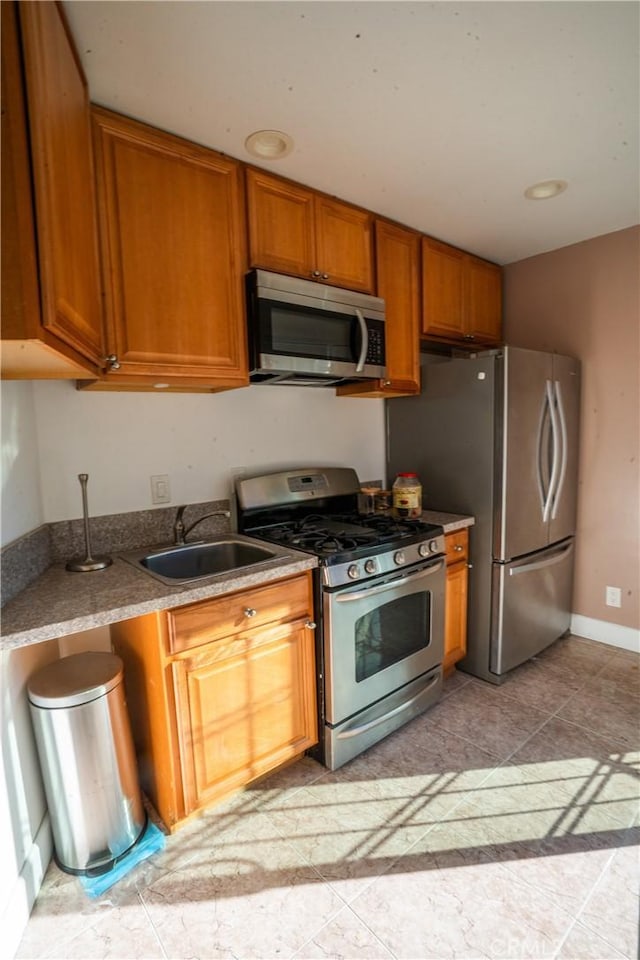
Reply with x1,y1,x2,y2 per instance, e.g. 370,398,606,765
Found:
28,651,145,875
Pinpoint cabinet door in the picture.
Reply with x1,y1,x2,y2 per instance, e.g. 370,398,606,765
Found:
338,219,419,398
92,108,248,386
173,620,317,813
1,3,40,346
246,169,315,279
444,561,468,672
374,219,420,393
314,196,373,293
2,1,104,375
421,238,467,338
467,255,502,343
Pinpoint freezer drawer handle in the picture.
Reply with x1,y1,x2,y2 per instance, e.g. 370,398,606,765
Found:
509,540,574,576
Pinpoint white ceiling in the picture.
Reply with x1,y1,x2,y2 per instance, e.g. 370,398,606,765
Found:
63,1,639,265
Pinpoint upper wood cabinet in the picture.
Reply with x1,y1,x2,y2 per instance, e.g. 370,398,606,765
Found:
422,237,502,347
1,1,104,379
246,168,374,293
338,219,420,398
88,108,249,391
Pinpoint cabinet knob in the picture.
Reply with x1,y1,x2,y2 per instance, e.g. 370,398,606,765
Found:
321,273,329,280
311,270,321,278
454,544,463,552
244,607,257,618
105,354,121,370
305,620,317,630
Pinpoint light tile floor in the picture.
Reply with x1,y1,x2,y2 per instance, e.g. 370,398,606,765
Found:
16,635,639,959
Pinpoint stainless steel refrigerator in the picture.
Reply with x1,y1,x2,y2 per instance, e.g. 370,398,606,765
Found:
387,346,580,683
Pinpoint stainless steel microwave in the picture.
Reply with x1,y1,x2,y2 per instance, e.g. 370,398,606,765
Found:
246,269,386,386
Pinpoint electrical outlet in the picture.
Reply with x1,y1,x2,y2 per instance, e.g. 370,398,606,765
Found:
605,585,622,608
150,474,171,504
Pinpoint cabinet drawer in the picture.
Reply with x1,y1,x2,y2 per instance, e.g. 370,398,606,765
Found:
445,529,469,565
167,574,311,654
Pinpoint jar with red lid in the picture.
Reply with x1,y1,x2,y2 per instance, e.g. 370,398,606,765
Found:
392,473,422,519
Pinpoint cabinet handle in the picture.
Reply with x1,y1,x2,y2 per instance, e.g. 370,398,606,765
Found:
305,620,317,630
244,607,257,618
105,354,121,370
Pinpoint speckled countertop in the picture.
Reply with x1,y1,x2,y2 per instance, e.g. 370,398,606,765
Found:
1,512,473,652
0,537,317,652
422,510,475,533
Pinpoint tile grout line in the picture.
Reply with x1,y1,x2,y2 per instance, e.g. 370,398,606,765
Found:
136,887,169,960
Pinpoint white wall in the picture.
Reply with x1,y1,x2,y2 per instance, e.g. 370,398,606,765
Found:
0,629,111,960
1,382,43,547
32,381,386,521
1,639,58,960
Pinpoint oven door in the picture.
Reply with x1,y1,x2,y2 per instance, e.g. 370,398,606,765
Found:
323,557,445,726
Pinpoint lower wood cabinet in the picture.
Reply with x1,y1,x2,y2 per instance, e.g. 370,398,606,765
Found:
444,528,470,672
110,571,318,830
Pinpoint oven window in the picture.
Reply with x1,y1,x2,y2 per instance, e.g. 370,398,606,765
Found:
355,591,431,682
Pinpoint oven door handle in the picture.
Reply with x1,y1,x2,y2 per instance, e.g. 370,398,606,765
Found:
337,673,441,740
335,559,444,603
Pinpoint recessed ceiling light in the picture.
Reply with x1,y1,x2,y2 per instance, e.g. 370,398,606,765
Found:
245,130,294,160
524,179,568,200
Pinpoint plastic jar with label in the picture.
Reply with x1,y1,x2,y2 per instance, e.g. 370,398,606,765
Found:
392,473,423,519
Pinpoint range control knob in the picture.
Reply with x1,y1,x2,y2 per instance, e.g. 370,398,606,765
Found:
429,539,440,554
394,550,406,566
364,559,378,575
418,542,430,557
347,564,361,580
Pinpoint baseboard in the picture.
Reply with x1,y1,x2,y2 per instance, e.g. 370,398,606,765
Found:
0,814,52,960
570,614,640,653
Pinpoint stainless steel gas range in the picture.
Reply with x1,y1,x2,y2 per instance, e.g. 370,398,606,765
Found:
236,467,446,769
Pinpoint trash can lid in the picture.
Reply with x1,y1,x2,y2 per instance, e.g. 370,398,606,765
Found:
28,652,124,708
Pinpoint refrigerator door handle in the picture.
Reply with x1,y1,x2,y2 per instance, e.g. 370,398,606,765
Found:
537,387,550,518
543,379,561,523
508,539,574,576
550,379,568,520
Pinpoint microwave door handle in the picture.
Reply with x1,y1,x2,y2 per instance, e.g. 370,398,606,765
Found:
355,308,368,373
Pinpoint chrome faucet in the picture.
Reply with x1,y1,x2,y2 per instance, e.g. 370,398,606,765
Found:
173,505,231,545
173,505,187,545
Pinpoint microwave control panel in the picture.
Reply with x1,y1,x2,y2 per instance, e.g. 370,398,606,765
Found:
366,320,386,365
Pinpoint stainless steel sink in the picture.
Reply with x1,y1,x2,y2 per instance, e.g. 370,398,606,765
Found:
122,537,280,585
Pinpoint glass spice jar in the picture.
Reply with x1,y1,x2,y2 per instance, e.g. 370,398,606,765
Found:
392,472,423,519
